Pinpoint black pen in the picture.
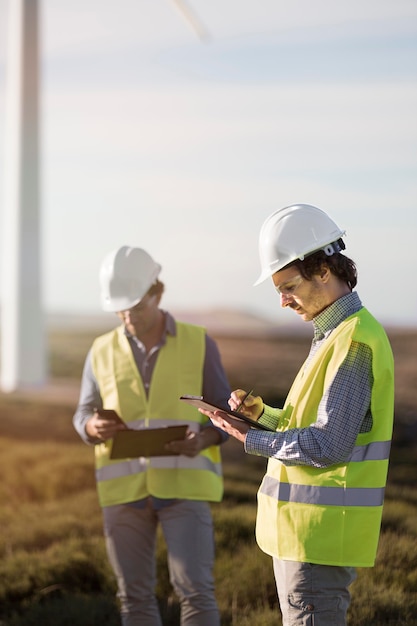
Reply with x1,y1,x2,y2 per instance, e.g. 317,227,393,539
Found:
235,389,253,413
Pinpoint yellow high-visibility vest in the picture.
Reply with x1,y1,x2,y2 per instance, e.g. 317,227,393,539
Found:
256,308,394,567
91,322,223,507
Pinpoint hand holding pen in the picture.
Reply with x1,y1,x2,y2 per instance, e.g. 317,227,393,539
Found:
234,389,254,413
231,388,264,421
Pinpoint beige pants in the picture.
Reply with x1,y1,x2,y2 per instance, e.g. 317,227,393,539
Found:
273,558,357,626
103,498,220,626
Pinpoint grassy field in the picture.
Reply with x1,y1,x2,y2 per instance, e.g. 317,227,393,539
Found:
0,327,416,625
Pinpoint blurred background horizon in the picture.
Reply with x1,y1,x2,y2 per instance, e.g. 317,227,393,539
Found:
0,0,416,329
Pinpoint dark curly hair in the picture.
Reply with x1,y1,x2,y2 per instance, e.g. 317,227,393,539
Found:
289,247,357,291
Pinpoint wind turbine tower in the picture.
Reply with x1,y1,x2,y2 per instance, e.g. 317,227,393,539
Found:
1,0,46,391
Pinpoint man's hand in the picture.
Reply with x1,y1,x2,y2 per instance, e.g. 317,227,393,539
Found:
197,387,264,444
85,409,128,441
229,389,263,421
198,408,250,444
166,426,222,457
165,430,203,457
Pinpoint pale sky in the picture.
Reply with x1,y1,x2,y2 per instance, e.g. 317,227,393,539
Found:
0,0,416,327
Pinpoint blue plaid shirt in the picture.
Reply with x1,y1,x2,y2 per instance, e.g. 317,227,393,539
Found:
245,292,373,468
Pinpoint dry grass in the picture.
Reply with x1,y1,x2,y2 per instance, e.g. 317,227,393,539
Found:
0,327,415,625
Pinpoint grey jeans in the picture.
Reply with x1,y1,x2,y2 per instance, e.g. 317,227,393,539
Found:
273,558,357,626
103,499,220,626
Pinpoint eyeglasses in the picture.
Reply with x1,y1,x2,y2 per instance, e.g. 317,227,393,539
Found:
275,274,304,297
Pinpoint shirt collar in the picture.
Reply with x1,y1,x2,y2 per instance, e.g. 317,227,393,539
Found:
313,291,363,339
164,311,177,336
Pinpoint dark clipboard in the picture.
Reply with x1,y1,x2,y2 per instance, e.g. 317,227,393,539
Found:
110,425,188,459
180,395,275,432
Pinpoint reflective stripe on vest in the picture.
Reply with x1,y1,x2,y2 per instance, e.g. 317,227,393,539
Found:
348,440,391,463
97,454,222,482
259,475,385,507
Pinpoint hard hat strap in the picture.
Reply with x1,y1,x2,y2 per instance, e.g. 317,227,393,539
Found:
322,238,345,257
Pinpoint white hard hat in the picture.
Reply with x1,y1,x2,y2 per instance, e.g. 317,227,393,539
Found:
99,246,162,312
254,204,346,285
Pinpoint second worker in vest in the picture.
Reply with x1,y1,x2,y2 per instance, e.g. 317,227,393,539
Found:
199,204,394,626
73,246,230,626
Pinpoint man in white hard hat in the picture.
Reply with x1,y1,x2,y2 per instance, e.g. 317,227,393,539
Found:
200,205,394,626
73,246,230,626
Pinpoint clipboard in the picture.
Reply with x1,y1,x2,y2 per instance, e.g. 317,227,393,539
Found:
110,425,188,459
180,395,275,432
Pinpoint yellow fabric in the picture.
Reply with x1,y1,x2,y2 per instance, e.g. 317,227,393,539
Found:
91,322,223,506
256,308,394,567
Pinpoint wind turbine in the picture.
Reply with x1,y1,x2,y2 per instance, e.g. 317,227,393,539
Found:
169,0,211,42
0,0,209,392
1,0,45,392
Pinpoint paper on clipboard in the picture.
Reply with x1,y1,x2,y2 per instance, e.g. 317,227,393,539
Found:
180,395,275,432
110,425,188,459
